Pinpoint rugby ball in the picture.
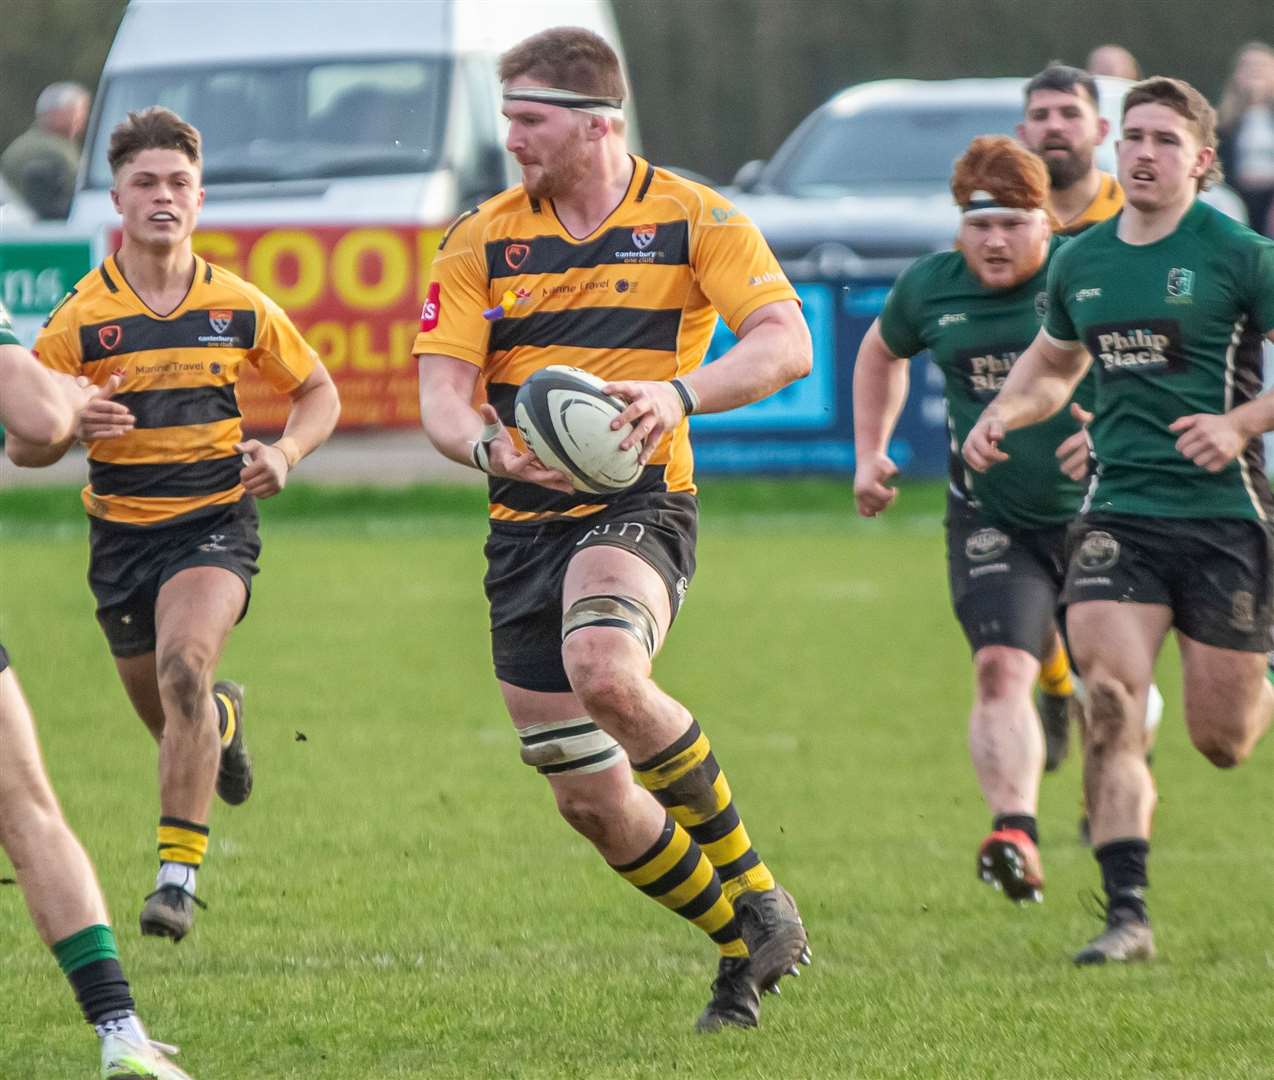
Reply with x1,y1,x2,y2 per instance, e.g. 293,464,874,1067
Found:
514,366,643,494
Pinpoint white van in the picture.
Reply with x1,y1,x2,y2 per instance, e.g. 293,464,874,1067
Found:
68,0,634,229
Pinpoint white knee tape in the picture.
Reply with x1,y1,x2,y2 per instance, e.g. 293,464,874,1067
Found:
517,716,625,775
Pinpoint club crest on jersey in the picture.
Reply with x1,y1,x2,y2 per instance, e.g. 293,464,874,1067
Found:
208,309,233,334
632,224,657,250
419,282,441,331
504,243,530,270
1166,267,1194,304
97,324,122,351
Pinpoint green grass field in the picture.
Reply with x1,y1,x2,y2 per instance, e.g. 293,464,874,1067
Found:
2,480,1273,1078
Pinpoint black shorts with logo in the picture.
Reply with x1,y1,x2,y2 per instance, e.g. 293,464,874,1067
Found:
484,491,697,693
89,498,261,658
1061,513,1274,652
945,494,1069,660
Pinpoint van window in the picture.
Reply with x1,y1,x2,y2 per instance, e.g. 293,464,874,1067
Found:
86,56,451,187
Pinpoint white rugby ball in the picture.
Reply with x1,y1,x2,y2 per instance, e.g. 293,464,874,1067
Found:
513,365,643,494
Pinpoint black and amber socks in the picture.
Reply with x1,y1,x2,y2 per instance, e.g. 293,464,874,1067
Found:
610,813,747,957
214,687,236,749
53,924,135,1026
632,720,776,902
1039,640,1074,698
157,817,208,870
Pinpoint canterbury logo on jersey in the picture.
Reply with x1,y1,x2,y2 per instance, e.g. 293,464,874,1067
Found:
485,221,690,279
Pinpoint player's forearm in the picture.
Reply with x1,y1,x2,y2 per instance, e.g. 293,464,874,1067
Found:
852,333,910,456
276,378,341,465
679,313,811,415
0,347,75,448
419,383,486,467
1227,390,1274,441
4,429,75,467
987,342,1085,432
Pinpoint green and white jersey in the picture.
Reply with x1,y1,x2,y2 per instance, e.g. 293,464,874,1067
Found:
1045,200,1274,520
879,238,1094,528
0,300,19,346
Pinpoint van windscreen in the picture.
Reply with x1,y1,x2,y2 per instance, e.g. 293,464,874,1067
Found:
87,57,449,187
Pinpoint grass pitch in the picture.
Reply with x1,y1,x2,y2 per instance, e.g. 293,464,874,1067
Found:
2,480,1273,1078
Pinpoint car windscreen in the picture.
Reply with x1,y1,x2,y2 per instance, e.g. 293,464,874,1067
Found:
770,103,1020,195
86,57,449,188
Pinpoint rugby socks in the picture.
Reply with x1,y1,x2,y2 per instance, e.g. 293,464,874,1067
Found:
610,813,748,958
156,817,207,893
52,924,136,1026
992,813,1039,846
632,720,777,902
1095,838,1150,923
1038,641,1074,698
214,686,237,749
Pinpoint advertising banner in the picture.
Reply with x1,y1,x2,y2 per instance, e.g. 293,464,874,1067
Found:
0,235,98,346
5,227,961,475
189,225,444,431
692,279,949,477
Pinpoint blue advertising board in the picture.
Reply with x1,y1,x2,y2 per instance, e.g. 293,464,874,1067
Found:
690,278,949,477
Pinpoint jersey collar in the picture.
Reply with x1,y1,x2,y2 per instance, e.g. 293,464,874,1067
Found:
105,252,207,319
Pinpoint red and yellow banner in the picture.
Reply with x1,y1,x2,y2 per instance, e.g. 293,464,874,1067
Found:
190,225,445,431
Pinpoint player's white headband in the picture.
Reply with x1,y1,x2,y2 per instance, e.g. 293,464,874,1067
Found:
961,190,1047,219
502,85,624,118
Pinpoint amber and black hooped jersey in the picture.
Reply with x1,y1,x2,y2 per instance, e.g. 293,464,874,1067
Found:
1056,171,1124,235
412,156,799,524
34,254,316,527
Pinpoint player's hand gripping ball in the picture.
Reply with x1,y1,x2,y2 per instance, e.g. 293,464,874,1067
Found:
514,365,643,494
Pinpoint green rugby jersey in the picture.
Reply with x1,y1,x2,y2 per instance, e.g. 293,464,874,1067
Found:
1044,200,1274,520
879,237,1093,527
0,300,19,346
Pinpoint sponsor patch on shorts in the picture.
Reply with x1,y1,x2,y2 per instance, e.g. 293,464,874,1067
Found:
966,527,1010,562
1076,530,1120,572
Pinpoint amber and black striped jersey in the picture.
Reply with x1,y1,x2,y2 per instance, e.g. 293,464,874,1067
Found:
412,156,799,524
34,254,316,527
1056,171,1124,235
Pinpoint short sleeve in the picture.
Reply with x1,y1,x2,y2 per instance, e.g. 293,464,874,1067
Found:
249,296,318,394
1042,252,1078,343
32,301,82,374
877,267,925,358
691,204,799,333
412,212,491,366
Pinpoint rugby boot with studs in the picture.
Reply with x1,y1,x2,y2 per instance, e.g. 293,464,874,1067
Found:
695,956,760,1032
139,885,205,943
977,828,1044,903
1073,897,1155,965
100,1019,194,1080
731,884,810,994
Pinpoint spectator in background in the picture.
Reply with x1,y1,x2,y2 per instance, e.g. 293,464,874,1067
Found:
1218,41,1274,237
0,82,90,220
1086,44,1142,81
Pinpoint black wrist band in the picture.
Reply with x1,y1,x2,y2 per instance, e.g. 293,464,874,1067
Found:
671,377,698,416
